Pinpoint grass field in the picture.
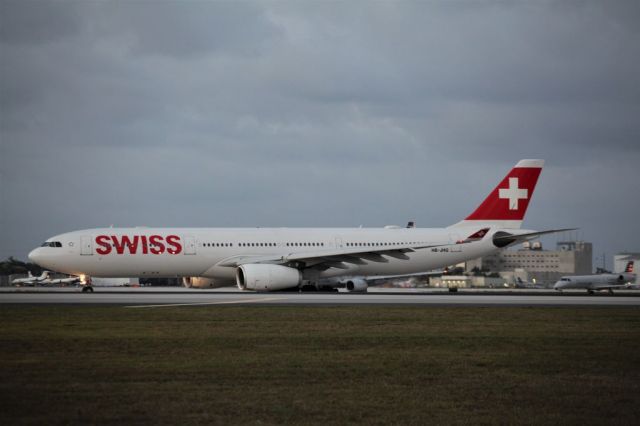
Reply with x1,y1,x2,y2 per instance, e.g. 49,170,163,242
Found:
1,306,639,425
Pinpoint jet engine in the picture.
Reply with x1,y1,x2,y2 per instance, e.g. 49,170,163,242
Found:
345,278,368,292
236,264,301,291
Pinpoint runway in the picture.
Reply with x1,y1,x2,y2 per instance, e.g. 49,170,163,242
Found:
2,288,640,307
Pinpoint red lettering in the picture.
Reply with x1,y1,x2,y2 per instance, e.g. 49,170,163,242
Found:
111,236,125,254
111,235,140,254
149,235,165,255
95,235,112,255
141,235,148,254
95,234,180,255
166,235,182,255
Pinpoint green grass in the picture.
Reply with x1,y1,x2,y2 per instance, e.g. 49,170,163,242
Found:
1,307,639,425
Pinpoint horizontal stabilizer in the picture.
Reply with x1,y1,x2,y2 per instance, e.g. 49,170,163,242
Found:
492,228,578,248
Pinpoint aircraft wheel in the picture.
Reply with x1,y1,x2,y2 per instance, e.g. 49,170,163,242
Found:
587,290,594,295
82,286,94,293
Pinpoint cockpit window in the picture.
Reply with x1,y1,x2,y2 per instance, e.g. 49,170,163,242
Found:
41,241,63,248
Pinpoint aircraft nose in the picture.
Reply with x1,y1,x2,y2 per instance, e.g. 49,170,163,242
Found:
28,248,42,265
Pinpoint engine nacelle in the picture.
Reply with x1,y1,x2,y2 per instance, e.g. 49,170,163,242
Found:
236,264,301,291
345,278,368,292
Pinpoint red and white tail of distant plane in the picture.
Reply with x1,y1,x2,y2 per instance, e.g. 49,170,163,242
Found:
554,261,636,294
29,159,574,292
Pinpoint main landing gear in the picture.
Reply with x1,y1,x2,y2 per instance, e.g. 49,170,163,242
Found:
299,284,339,293
81,285,94,293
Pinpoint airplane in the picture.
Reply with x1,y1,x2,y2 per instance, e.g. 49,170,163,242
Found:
11,270,50,286
28,159,573,293
514,277,545,289
554,261,636,294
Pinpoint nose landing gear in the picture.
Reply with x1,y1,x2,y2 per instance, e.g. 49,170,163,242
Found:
81,276,94,292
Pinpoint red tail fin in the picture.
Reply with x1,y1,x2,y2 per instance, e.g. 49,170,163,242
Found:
625,261,634,273
452,159,544,229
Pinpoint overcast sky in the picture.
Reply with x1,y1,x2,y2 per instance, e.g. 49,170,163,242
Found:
1,1,639,269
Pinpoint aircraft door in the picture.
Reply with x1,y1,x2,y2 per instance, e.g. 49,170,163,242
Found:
184,236,196,255
335,237,344,249
80,236,93,255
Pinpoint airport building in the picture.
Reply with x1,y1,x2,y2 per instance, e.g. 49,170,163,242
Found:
466,241,593,286
429,275,509,289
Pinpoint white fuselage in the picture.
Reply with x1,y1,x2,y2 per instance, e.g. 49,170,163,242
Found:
553,273,635,291
28,226,502,286
28,159,556,291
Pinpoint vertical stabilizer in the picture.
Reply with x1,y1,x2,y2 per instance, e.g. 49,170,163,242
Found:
625,261,635,274
450,159,544,229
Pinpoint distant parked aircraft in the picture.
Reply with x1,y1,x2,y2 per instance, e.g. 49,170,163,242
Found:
12,271,50,286
554,261,636,294
514,277,545,289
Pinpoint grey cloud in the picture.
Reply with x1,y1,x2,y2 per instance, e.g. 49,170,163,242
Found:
90,1,281,58
0,0,82,44
1,1,639,265
277,2,640,106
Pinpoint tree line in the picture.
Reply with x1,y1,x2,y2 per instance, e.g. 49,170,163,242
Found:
0,257,44,276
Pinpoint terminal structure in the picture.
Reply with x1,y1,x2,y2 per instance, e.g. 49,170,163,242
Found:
463,241,593,288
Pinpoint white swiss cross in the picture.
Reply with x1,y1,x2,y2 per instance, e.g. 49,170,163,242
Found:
499,177,528,210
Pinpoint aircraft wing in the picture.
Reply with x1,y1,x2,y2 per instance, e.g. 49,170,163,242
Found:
216,241,454,269
590,283,631,290
361,270,445,281
45,277,80,285
589,275,634,290
217,227,576,270
493,228,578,245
